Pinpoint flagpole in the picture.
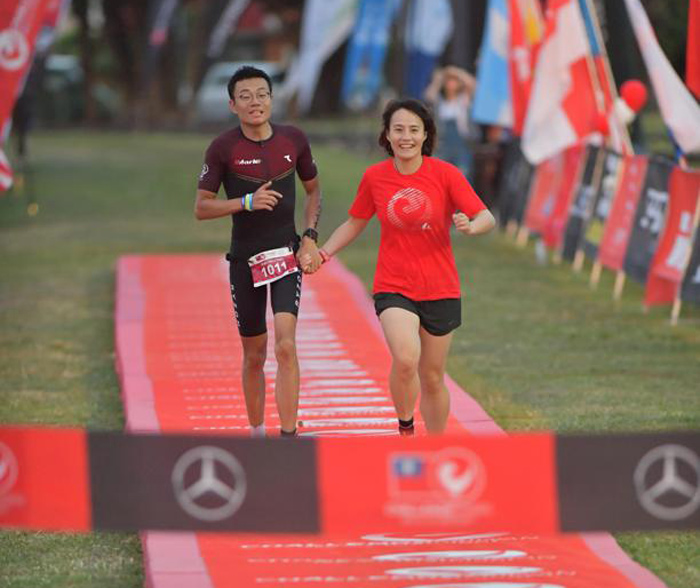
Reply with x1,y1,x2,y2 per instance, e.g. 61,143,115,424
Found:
581,0,634,155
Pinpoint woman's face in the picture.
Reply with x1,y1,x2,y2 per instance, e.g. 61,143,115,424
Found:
386,108,427,162
443,75,461,98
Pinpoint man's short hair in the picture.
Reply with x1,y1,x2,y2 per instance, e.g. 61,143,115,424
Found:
228,66,273,100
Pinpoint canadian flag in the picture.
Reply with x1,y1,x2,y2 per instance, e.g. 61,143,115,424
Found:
521,0,599,164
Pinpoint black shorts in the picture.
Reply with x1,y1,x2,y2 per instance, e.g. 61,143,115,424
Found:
229,257,302,337
373,292,461,336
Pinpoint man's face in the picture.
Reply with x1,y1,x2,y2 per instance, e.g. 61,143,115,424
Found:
229,77,272,126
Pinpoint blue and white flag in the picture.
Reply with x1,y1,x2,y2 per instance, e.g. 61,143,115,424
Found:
403,0,453,98
472,0,513,127
341,0,402,111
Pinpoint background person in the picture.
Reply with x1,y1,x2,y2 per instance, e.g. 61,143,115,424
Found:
195,66,322,438
306,99,495,435
424,65,477,181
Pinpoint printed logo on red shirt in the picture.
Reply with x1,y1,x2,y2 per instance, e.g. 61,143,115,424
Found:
387,188,433,231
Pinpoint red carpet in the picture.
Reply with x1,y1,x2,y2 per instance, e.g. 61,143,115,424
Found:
115,254,667,588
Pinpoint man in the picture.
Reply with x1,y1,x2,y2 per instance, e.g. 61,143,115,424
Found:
195,65,322,437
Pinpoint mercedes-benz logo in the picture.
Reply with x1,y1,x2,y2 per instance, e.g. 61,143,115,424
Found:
171,446,247,522
634,444,700,521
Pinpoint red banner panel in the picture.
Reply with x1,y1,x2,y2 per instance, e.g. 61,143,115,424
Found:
645,167,700,305
0,427,90,531
523,151,565,235
318,433,558,536
598,155,649,271
542,144,585,249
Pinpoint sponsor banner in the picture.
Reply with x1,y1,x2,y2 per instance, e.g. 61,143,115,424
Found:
340,0,400,111
581,150,623,260
598,155,649,271
561,145,601,261
542,143,585,249
523,150,565,235
680,232,700,303
623,157,674,283
0,427,90,531
558,431,700,532
496,139,535,227
319,433,557,535
645,167,700,305
88,431,320,533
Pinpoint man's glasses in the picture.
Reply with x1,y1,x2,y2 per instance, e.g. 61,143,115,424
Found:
235,91,271,104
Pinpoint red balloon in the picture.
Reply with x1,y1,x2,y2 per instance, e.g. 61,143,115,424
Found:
595,111,610,136
620,79,648,112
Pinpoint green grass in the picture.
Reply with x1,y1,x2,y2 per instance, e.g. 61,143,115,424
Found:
1,130,698,587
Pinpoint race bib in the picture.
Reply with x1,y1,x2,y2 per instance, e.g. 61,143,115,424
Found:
248,246,299,287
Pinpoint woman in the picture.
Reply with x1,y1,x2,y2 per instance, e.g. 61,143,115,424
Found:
423,65,476,180
310,99,495,435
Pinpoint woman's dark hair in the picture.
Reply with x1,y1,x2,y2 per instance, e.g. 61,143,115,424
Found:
228,66,272,100
378,99,436,157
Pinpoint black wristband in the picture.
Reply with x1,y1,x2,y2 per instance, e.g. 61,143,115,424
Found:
302,228,319,243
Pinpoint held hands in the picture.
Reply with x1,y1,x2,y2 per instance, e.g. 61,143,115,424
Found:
251,181,283,211
453,212,474,235
297,240,323,274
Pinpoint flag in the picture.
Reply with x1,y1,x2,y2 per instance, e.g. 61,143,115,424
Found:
561,145,602,261
523,152,565,235
0,0,55,191
521,0,599,164
207,0,250,59
341,0,401,111
472,0,512,126
403,0,453,98
624,0,700,155
598,155,649,271
623,157,674,283
687,0,700,98
645,168,700,305
509,0,544,136
581,150,623,260
280,0,359,114
542,144,585,249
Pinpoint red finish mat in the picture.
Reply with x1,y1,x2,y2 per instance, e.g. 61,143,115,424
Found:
115,254,666,588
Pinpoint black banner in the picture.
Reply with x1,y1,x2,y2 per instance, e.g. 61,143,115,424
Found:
496,139,535,227
582,150,623,260
680,233,700,304
562,146,601,262
557,432,700,532
89,432,319,532
623,157,674,284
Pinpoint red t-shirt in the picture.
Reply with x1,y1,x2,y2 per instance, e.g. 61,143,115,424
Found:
349,157,487,300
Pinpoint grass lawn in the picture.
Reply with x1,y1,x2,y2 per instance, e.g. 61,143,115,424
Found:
0,130,698,587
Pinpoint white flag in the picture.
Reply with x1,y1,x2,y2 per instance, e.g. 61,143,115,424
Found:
624,0,700,154
280,0,359,114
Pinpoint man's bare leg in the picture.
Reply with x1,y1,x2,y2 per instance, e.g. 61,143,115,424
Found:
273,312,299,434
241,333,267,428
